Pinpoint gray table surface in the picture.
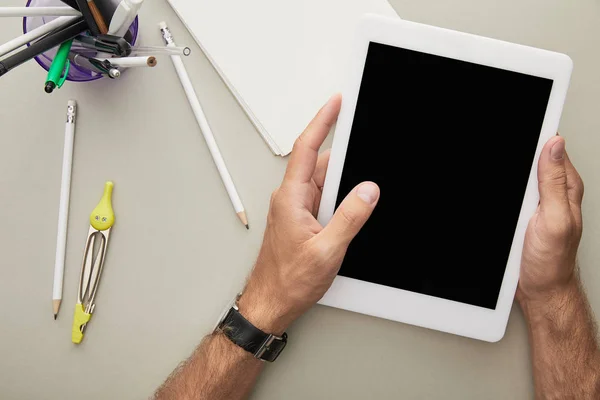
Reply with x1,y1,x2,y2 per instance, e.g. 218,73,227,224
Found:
1,0,599,399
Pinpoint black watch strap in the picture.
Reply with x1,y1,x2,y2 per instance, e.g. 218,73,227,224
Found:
219,307,287,362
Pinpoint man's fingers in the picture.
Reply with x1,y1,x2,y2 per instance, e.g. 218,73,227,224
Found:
313,149,331,189
564,151,584,206
319,182,380,248
284,94,342,183
537,136,570,224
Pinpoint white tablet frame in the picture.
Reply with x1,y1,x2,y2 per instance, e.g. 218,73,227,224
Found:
317,15,573,342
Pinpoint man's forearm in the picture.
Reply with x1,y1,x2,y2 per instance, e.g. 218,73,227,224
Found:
152,286,285,400
521,278,600,399
153,332,263,400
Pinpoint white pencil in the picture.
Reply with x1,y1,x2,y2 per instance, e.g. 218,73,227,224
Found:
95,56,157,68
0,7,81,17
0,15,78,58
53,100,77,320
159,21,249,229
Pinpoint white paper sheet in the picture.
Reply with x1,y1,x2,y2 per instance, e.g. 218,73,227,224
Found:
167,0,399,156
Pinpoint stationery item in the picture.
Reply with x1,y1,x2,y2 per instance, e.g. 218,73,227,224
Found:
60,0,80,10
73,35,189,60
86,0,108,34
166,0,399,156
160,22,249,229
0,15,78,58
71,53,120,78
98,55,157,68
52,100,77,320
130,45,191,57
73,0,100,36
0,7,81,17
45,39,73,93
75,34,131,57
72,181,115,344
108,0,144,37
0,18,87,77
73,42,191,57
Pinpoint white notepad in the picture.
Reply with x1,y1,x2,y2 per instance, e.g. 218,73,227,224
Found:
167,0,399,156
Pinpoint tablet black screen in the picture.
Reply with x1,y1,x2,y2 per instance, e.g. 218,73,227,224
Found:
335,42,553,310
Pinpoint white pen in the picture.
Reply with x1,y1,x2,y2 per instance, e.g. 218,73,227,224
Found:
95,56,157,68
72,54,121,78
159,21,249,229
0,15,78,58
108,0,144,37
0,7,81,17
53,100,77,320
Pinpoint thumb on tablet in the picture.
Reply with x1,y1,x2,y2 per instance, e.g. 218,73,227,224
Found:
321,182,380,248
538,136,570,217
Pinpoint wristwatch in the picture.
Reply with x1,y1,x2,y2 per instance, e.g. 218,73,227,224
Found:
215,294,288,362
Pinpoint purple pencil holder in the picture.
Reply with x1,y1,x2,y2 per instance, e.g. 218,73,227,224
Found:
23,0,139,82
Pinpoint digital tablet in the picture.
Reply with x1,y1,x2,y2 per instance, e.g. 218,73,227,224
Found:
317,15,573,342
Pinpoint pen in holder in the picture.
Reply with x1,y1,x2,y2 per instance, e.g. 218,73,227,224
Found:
23,0,139,82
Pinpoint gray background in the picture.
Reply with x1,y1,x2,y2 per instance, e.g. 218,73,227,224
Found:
0,0,598,399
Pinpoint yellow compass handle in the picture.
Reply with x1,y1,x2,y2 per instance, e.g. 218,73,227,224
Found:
90,182,115,231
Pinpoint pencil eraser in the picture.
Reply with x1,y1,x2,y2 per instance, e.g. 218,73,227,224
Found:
158,21,168,29
68,100,77,108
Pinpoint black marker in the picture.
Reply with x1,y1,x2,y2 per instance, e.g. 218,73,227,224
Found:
60,0,80,11
73,0,100,36
0,18,88,78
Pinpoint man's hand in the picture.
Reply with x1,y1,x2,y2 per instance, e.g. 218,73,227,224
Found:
154,95,379,400
238,94,380,334
517,135,584,304
516,135,600,400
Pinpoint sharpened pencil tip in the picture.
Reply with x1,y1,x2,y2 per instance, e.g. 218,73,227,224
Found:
54,314,57,320
237,212,249,229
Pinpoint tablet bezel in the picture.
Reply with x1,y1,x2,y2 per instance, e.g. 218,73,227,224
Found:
316,15,573,342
